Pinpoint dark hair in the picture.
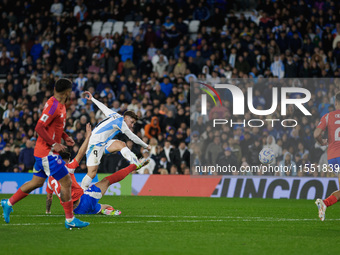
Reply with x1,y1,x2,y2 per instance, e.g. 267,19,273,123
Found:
124,110,138,120
59,151,71,161
55,78,72,92
336,92,340,103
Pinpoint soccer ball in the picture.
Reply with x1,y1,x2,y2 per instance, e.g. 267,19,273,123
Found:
259,148,275,164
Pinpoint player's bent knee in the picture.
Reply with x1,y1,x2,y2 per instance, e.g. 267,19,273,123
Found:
108,140,126,152
119,141,127,149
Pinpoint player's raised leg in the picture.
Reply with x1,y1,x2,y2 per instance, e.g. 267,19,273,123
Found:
1,175,45,223
95,160,149,196
94,161,149,215
106,140,141,166
95,164,137,196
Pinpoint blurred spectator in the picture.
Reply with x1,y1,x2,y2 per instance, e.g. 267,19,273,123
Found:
137,149,156,174
18,138,35,171
270,55,285,78
216,147,239,174
155,156,170,173
153,55,168,78
278,152,297,177
0,144,17,172
173,141,190,172
163,17,175,30
27,75,40,97
160,77,173,97
3,103,14,120
193,2,210,23
74,71,88,93
144,117,161,139
119,39,134,63
50,0,63,16
170,164,178,175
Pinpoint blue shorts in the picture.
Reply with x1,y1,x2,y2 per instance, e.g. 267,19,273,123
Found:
328,157,340,173
33,155,69,181
74,185,102,215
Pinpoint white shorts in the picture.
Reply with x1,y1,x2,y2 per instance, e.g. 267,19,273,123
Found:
86,140,116,166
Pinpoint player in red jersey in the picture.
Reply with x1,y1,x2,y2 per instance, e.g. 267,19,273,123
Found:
46,123,148,215
314,92,340,221
1,78,89,229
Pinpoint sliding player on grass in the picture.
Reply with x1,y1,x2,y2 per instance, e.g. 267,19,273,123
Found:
1,78,89,229
46,123,148,216
314,92,340,221
81,91,151,190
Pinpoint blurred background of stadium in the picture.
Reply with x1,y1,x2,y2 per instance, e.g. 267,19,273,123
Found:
0,0,339,178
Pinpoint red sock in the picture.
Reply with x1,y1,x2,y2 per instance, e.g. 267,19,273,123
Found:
323,195,338,207
62,200,74,219
104,164,136,185
9,188,29,206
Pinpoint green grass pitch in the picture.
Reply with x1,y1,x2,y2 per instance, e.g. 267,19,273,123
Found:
0,194,339,255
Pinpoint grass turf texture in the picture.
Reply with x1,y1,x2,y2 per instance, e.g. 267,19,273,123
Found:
0,195,339,255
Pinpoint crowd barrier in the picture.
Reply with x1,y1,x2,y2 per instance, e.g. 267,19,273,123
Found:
0,173,338,200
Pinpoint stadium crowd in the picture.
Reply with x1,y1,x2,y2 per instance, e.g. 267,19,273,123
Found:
0,0,340,176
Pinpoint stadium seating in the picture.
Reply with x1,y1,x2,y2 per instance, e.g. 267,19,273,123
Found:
188,20,200,33
125,21,135,33
113,21,124,35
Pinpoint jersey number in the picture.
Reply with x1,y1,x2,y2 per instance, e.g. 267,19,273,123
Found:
51,179,61,198
93,150,98,157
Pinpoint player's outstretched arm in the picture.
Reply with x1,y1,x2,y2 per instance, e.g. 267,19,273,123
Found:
83,91,115,117
46,193,53,214
74,123,92,164
121,121,150,149
314,128,327,146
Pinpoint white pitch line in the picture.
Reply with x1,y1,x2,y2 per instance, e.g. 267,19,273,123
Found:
9,214,340,222
2,217,340,226
1,220,225,226
10,214,262,219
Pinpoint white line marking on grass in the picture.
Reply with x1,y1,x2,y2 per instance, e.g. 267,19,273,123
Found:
11,214,340,221
2,217,340,226
10,215,267,219
1,222,60,226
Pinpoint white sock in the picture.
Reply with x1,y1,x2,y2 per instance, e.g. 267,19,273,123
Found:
81,175,93,190
121,147,139,165
7,200,12,206
66,217,75,223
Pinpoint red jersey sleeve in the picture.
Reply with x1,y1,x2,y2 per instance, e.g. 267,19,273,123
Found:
38,99,60,127
46,177,54,194
317,113,328,131
65,159,79,174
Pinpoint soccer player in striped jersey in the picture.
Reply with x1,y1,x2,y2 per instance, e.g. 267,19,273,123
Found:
80,91,151,190
1,79,89,229
314,92,340,221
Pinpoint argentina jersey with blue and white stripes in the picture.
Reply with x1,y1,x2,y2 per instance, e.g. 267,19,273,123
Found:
89,112,123,146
